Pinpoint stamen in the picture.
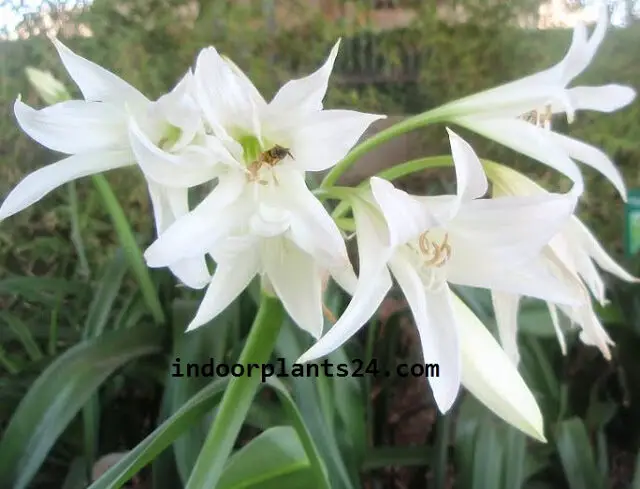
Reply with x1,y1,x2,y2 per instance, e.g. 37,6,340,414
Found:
410,231,452,292
520,103,553,130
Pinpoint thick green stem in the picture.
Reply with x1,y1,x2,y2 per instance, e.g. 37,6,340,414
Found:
320,110,446,189
330,155,454,220
185,294,284,489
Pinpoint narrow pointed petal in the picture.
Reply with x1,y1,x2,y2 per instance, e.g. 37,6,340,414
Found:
568,85,636,113
0,149,132,220
448,192,576,265
491,291,521,365
14,99,127,154
187,250,260,331
559,304,612,360
547,303,568,355
452,294,546,441
555,21,589,83
447,255,581,306
446,128,488,204
146,182,211,289
569,217,638,284
297,268,391,363
263,239,324,338
456,117,585,193
269,40,340,115
289,109,384,172
128,117,223,188
194,46,260,139
277,168,348,266
144,173,246,266
297,199,393,363
390,256,461,413
370,177,436,247
52,38,148,107
548,131,627,201
221,55,267,109
329,260,358,296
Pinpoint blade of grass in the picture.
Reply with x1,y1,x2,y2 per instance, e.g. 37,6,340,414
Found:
67,182,90,279
0,312,44,361
0,324,163,489
92,175,165,324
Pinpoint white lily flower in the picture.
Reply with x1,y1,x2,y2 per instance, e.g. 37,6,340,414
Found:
433,5,635,200
486,162,638,364
2,40,226,288
144,41,382,337
297,129,579,415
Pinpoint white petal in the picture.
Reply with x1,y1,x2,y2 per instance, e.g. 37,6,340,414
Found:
52,38,148,108
262,238,324,338
128,117,226,188
568,217,639,284
146,181,210,289
194,46,259,140
559,303,612,360
568,85,636,113
448,192,577,266
370,177,436,247
548,131,627,201
221,55,267,110
329,260,358,296
548,303,568,355
269,40,340,115
144,173,246,267
277,168,348,266
14,99,127,154
491,291,521,365
297,199,393,362
187,249,260,331
288,110,385,172
453,294,546,441
455,117,585,193
555,20,590,83
389,256,461,413
447,255,581,306
446,128,488,204
0,149,133,220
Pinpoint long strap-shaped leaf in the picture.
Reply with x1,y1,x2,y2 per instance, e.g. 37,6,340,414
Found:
0,324,163,489
88,377,330,489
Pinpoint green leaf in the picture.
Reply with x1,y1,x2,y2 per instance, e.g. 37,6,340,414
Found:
83,249,129,339
275,324,356,489
555,418,605,489
82,249,130,469
0,324,163,489
168,299,237,483
0,312,44,361
218,426,310,489
502,428,527,489
471,422,503,489
92,175,165,324
90,376,329,489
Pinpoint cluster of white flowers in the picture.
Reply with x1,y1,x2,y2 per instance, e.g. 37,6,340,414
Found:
2,7,636,440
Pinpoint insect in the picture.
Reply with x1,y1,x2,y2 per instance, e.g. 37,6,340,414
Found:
246,145,294,186
418,231,451,268
519,104,553,129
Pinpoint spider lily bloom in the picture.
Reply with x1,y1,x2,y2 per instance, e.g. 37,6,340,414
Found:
3,40,224,287
431,5,635,200
486,162,638,364
143,41,382,337
297,129,579,415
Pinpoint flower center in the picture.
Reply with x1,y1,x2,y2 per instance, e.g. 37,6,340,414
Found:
238,135,294,187
407,230,452,291
158,124,183,150
519,104,553,130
